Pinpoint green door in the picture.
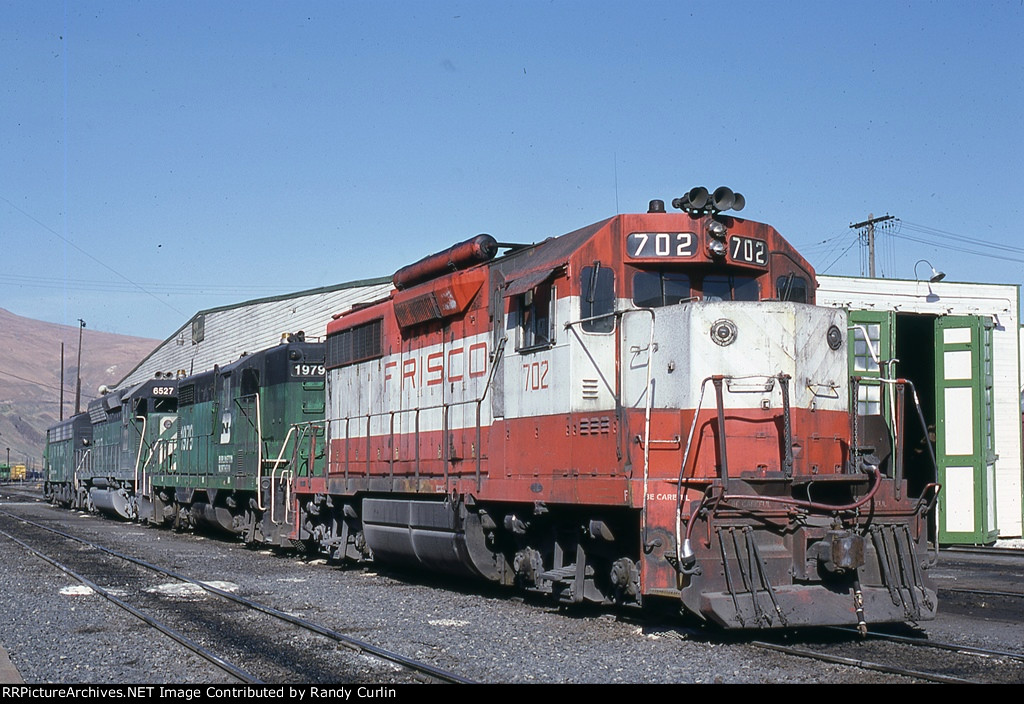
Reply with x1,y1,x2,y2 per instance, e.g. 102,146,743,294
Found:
934,315,998,544
848,310,896,424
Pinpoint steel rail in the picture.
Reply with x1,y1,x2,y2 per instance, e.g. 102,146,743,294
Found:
830,626,1024,664
749,639,978,684
0,524,262,684
941,545,1024,559
0,489,44,502
0,507,475,684
940,587,1024,600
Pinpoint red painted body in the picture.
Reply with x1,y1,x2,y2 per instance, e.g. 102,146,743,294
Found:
293,205,937,628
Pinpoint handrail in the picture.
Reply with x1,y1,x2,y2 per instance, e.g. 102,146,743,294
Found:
269,468,294,526
675,377,711,569
316,336,508,488
133,414,148,498
254,393,263,503
260,423,297,513
637,310,656,550
267,424,305,524
72,448,92,505
140,441,160,498
674,373,794,570
566,307,657,541
849,375,938,483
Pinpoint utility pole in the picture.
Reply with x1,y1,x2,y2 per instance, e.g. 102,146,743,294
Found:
850,213,895,278
74,319,86,415
60,342,65,421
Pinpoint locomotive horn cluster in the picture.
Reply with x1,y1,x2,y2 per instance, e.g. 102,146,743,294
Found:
672,185,745,214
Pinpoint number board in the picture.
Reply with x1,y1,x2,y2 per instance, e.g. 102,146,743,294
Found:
291,363,326,377
626,232,696,259
151,386,175,397
729,236,768,266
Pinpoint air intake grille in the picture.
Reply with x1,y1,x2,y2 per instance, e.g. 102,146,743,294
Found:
178,384,196,406
327,318,383,369
394,292,443,328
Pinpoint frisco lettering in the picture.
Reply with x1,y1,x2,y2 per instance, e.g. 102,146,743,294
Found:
384,342,488,389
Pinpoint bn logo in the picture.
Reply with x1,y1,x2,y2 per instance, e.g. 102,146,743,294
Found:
220,412,232,444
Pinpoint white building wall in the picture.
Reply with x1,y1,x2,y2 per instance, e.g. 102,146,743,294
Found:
118,279,392,388
817,275,1023,538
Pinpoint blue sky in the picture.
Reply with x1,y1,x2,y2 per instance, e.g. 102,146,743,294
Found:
2,1,1022,339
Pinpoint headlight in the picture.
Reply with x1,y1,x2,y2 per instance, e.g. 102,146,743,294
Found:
706,220,728,239
827,325,843,350
711,319,738,346
707,239,727,257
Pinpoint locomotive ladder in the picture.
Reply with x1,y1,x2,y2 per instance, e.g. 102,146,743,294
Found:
673,373,793,570
261,420,322,524
71,448,92,507
132,413,148,498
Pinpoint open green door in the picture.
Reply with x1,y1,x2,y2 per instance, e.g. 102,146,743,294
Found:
934,316,998,544
849,310,896,422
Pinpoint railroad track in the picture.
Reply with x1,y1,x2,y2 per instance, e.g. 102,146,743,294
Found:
941,586,1024,599
4,490,1019,684
941,545,1024,559
935,584,1024,626
0,486,44,503
0,506,474,684
750,626,1024,684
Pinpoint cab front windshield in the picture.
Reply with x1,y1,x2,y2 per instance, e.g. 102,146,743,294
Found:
632,271,759,307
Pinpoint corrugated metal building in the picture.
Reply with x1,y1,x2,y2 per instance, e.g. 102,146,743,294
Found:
817,275,1022,542
117,278,392,388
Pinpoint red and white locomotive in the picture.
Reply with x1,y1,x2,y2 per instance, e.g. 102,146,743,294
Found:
294,188,938,629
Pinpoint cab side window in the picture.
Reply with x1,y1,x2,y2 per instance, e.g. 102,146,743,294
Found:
518,283,554,351
580,264,615,332
776,275,808,303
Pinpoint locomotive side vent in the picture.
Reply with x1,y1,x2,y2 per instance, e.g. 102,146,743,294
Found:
327,318,383,368
579,416,611,436
581,379,599,399
394,292,443,328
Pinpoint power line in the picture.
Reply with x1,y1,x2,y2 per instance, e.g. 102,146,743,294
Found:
0,368,93,401
0,272,295,296
888,230,1024,264
820,216,1024,275
0,194,188,317
797,232,851,255
899,221,1024,256
818,236,861,274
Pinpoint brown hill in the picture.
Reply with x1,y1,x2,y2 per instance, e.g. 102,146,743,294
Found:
0,308,159,473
